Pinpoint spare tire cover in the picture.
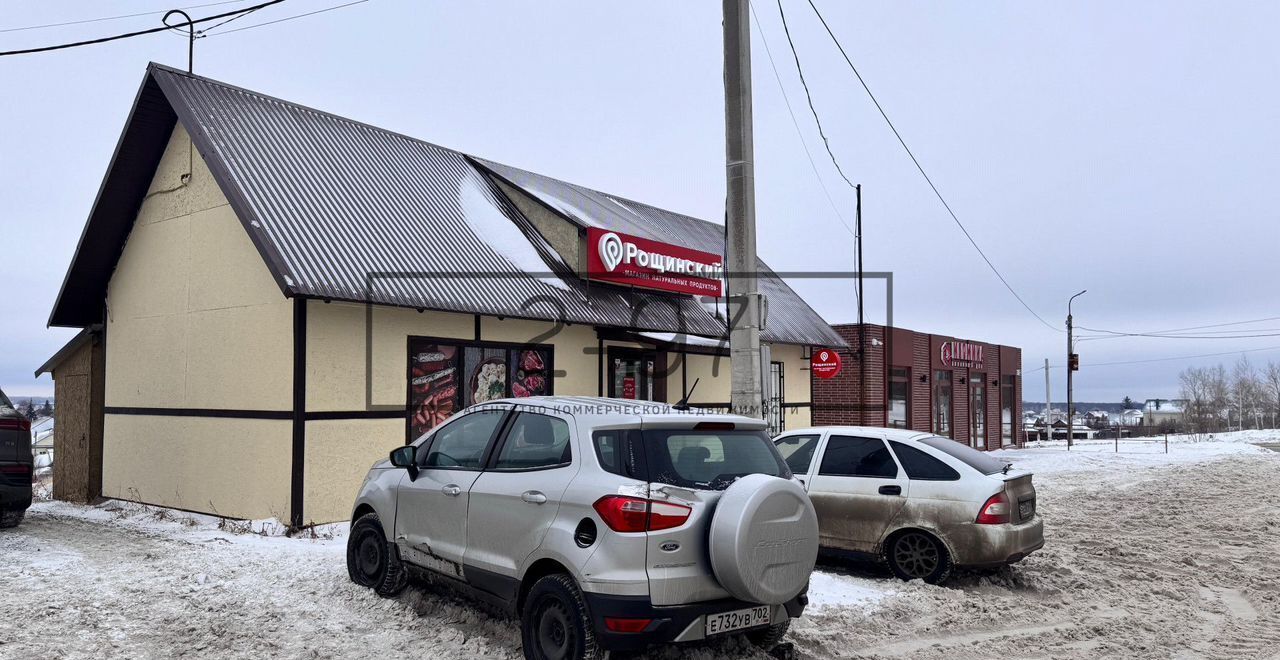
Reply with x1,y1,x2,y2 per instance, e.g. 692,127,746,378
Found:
709,473,819,604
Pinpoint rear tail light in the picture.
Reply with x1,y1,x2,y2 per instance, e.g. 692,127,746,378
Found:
647,501,692,531
604,617,653,633
593,495,692,533
0,418,31,433
0,465,31,478
976,492,1010,524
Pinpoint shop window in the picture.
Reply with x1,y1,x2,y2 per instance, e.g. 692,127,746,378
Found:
1001,375,1016,443
932,370,952,437
888,367,910,429
818,436,898,479
970,373,986,449
609,349,656,401
408,338,552,442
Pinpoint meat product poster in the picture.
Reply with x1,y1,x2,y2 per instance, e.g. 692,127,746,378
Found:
408,341,553,441
409,344,459,440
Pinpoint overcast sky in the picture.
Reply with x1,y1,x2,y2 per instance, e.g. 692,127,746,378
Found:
3,1,1278,402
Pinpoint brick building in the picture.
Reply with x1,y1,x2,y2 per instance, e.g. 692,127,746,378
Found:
812,324,1022,451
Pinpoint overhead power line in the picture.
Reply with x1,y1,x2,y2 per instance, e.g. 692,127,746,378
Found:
1077,315,1280,341
774,0,856,190
0,0,249,34
1032,343,1280,371
0,0,284,57
803,0,1061,334
203,0,368,36
747,2,860,309
747,3,853,235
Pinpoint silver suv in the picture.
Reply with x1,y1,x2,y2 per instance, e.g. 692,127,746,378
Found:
346,397,819,659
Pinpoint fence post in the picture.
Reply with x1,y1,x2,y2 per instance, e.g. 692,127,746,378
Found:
1115,430,1118,453
1165,433,1168,454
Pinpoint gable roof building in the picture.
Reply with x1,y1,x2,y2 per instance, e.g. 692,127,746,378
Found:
45,64,840,524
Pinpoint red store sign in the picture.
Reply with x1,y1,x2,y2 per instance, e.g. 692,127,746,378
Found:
811,349,842,379
940,341,985,369
585,228,724,297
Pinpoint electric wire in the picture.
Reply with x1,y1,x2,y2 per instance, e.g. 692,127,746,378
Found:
748,1,860,311
748,1,853,236
1032,343,1280,371
202,0,368,36
804,0,1062,334
775,0,856,190
1077,315,1280,341
0,0,250,34
0,0,284,56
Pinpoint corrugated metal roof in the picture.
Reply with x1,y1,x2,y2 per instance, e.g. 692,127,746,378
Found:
50,63,843,347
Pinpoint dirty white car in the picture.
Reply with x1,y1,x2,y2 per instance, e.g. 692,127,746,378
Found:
774,426,1042,584
348,397,819,659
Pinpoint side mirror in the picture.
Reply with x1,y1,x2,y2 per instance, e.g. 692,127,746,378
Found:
390,446,419,480
390,445,416,468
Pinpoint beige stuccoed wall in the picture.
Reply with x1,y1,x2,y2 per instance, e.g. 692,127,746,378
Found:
480,317,600,396
105,124,292,410
102,124,293,518
306,302,474,412
681,352,734,405
103,414,291,518
304,418,405,523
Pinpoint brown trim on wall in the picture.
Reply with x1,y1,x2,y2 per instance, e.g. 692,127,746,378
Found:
291,297,307,529
305,410,407,421
103,407,292,420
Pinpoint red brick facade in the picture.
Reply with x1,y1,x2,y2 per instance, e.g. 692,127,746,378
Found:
811,324,1022,451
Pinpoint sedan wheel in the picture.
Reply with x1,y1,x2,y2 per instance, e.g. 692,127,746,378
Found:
887,531,952,584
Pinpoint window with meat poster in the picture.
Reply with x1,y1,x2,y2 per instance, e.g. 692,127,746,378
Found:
408,338,553,442
409,343,460,441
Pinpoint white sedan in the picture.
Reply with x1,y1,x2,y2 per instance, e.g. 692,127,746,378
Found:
774,426,1043,584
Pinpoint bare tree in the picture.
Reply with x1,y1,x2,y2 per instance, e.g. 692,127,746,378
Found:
1264,361,1280,428
1231,355,1264,430
1180,367,1213,434
1208,364,1230,430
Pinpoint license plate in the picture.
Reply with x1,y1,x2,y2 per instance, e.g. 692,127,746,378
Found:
705,606,770,636
1019,499,1035,519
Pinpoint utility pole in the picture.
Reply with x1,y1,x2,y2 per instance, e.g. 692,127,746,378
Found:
1043,358,1051,442
723,0,765,419
856,184,865,425
1066,290,1086,449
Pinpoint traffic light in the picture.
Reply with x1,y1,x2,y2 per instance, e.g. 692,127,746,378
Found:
1069,353,1080,371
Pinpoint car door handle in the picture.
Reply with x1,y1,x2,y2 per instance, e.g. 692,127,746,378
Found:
878,485,902,496
441,484,462,497
521,490,548,504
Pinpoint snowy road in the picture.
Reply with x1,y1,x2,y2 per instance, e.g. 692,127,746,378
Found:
2,434,1278,659
792,435,1280,659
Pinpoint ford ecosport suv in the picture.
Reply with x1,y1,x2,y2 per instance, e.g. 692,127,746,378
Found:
347,397,819,659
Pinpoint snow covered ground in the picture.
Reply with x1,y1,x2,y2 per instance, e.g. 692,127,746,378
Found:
1,431,1278,658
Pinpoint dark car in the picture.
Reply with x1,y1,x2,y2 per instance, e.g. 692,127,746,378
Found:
0,387,33,528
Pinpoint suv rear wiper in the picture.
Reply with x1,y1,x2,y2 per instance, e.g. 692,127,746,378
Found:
1001,463,1013,474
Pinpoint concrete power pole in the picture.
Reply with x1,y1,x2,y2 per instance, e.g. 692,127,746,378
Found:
723,0,765,418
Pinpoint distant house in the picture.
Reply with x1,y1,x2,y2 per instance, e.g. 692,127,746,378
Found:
1118,409,1143,426
31,416,55,461
1143,399,1187,427
1085,410,1110,426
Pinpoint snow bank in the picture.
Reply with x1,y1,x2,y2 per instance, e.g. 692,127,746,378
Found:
993,430,1275,478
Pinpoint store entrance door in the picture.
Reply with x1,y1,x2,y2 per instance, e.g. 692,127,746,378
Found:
609,349,656,401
